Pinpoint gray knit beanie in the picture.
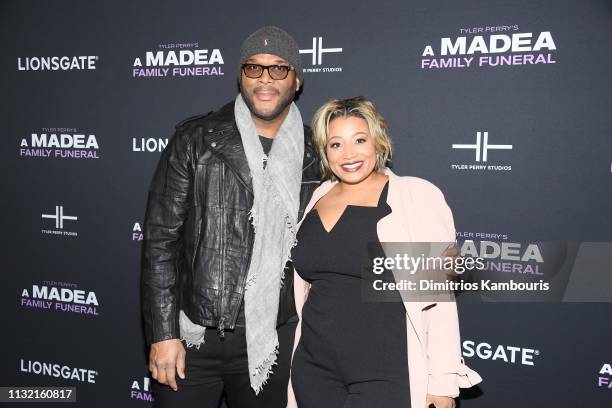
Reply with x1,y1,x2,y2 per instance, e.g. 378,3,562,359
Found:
239,26,303,82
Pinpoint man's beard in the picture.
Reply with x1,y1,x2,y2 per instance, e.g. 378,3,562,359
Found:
240,85,296,122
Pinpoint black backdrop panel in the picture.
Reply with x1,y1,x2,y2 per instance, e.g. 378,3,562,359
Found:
1,0,611,407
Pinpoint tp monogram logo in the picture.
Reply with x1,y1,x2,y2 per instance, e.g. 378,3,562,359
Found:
42,206,78,229
452,131,512,162
300,37,342,65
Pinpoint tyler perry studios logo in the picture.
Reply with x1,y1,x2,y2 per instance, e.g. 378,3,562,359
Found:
451,131,513,172
130,375,154,402
132,42,224,78
598,363,612,389
300,36,343,74
41,205,78,237
19,128,101,159
463,340,540,366
420,25,557,70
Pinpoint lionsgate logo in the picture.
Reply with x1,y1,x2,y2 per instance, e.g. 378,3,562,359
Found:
41,205,78,237
132,222,143,241
451,131,513,172
19,128,100,159
17,55,98,71
598,363,612,389
300,36,343,73
132,42,224,78
20,358,98,383
420,25,557,69
130,375,154,402
132,137,168,153
463,340,540,366
20,280,100,316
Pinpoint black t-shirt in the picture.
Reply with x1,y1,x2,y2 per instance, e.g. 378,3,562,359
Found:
259,135,273,156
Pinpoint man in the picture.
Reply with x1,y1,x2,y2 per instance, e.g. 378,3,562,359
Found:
141,26,320,408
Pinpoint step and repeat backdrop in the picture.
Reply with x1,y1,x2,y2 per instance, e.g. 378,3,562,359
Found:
2,0,611,406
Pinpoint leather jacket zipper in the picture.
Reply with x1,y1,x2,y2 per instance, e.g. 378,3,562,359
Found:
191,170,202,272
218,161,226,338
204,138,252,335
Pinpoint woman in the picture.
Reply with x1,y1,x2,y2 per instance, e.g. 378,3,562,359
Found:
287,96,481,408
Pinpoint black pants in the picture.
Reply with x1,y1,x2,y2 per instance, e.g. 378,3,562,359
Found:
153,320,296,408
291,354,412,408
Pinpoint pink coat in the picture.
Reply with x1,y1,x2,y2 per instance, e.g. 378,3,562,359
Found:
288,168,482,408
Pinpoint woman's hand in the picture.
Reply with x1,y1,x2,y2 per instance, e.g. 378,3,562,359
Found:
426,394,456,408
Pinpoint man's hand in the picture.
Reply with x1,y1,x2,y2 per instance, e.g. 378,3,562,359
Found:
426,394,456,408
149,339,186,391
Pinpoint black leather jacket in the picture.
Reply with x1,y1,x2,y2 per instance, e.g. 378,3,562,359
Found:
141,101,321,345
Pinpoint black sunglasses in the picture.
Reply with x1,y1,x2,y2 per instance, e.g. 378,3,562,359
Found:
241,63,295,80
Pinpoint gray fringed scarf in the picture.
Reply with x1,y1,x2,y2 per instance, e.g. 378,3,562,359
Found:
179,93,304,394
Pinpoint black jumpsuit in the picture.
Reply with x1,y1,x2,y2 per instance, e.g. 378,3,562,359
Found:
291,181,411,407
